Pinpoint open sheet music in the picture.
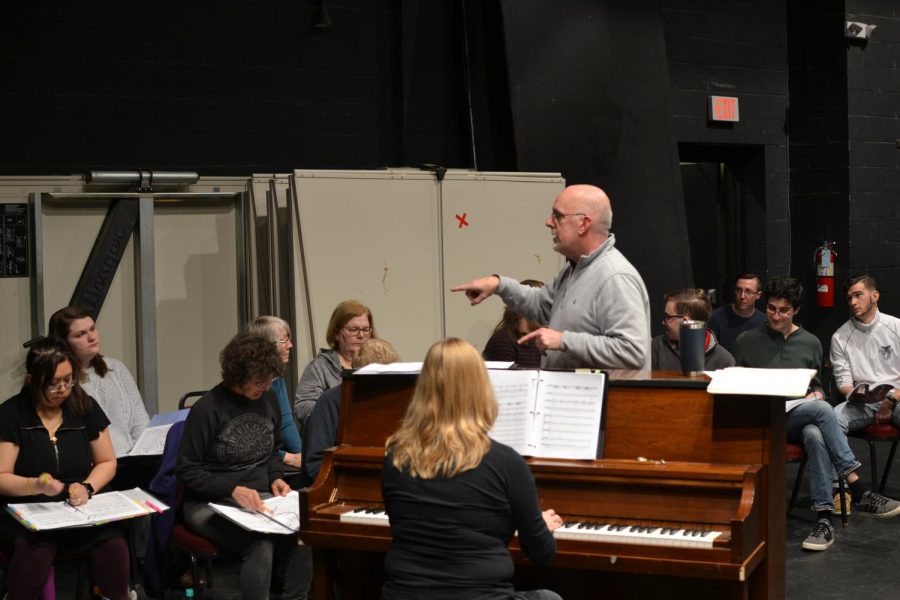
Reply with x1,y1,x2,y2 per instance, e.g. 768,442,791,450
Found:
123,409,191,457
488,370,607,460
208,491,300,534
6,487,167,531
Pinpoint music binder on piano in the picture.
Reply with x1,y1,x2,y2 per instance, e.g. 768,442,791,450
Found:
300,370,786,600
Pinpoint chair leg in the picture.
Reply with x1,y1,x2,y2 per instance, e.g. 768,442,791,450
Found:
867,439,879,489
205,557,214,589
837,477,849,528
879,440,898,493
189,553,201,597
788,459,806,512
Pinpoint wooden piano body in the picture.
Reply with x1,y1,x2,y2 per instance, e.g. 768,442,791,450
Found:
300,371,786,599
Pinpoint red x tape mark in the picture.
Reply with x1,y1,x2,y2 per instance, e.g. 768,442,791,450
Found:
455,213,469,228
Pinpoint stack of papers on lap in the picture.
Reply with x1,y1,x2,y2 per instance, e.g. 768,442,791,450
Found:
706,367,816,397
7,488,166,531
209,491,299,534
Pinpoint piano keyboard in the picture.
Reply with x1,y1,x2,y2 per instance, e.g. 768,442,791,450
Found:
555,522,722,548
341,507,390,526
339,508,721,548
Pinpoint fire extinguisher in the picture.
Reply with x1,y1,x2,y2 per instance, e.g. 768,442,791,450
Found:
815,241,837,307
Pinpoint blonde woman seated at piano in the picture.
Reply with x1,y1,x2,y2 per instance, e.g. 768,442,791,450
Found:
381,338,563,600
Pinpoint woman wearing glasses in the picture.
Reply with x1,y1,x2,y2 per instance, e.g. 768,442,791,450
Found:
294,299,377,424
246,316,303,470
176,332,311,599
0,338,130,600
48,306,149,457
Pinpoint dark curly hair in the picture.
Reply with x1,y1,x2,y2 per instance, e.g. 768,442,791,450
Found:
219,332,283,388
764,277,803,309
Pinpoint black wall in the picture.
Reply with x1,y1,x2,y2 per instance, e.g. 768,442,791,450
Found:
0,1,477,174
499,0,691,322
3,0,900,350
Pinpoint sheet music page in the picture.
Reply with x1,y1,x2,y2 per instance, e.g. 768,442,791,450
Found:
6,500,92,530
6,490,150,531
488,370,539,454
118,487,170,512
353,362,423,374
706,367,815,397
532,371,606,459
209,491,300,534
81,491,152,521
126,424,173,456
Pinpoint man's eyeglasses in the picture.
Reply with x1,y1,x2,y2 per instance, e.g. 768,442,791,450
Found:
44,379,76,395
550,210,586,223
734,288,761,297
765,305,794,316
661,313,684,323
343,326,372,336
276,336,292,346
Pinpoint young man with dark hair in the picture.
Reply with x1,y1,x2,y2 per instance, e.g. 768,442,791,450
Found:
732,277,900,552
650,288,734,371
708,274,767,351
831,275,900,433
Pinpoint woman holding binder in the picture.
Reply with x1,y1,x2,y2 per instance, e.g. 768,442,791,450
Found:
0,338,130,600
381,337,563,600
176,332,311,600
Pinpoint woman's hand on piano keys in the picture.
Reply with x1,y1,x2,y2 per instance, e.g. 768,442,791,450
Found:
542,509,563,532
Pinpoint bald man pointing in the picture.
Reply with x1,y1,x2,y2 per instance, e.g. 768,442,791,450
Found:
451,184,651,370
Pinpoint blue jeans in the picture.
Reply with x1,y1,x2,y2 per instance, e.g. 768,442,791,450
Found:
833,399,900,433
786,400,861,512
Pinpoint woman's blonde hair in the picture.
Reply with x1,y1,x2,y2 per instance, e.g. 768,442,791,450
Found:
386,338,497,479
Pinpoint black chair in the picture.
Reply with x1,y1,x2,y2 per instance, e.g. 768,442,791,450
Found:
178,391,207,410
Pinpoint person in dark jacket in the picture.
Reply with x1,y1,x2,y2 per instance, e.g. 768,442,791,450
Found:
176,332,311,599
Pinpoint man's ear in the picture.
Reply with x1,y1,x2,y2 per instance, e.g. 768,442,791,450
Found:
873,290,880,304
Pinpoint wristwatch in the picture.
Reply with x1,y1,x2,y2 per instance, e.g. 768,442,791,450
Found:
81,482,95,499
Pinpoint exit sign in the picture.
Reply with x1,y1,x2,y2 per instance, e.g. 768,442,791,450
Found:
709,96,739,122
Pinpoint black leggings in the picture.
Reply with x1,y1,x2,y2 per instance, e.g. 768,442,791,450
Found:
7,534,130,600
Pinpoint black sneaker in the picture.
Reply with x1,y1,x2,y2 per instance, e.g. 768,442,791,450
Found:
855,490,900,518
801,518,834,551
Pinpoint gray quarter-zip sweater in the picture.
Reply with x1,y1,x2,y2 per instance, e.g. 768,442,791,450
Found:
496,234,651,370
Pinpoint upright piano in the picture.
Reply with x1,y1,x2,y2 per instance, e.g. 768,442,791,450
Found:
300,371,785,600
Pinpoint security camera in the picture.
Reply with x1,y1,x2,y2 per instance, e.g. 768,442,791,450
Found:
845,21,876,40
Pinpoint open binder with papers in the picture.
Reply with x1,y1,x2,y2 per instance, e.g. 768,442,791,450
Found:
487,370,607,460
208,491,300,534
6,487,168,531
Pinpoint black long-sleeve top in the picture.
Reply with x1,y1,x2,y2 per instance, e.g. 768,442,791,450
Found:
381,440,556,600
176,383,284,503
